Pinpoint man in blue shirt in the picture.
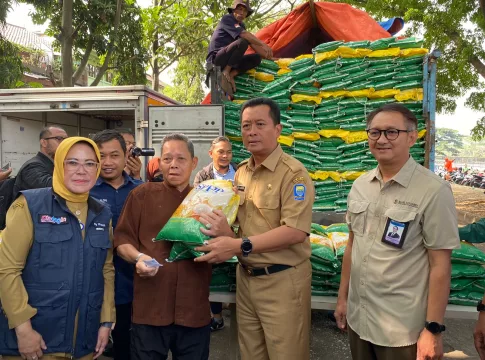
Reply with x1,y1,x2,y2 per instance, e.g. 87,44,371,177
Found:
194,136,237,187
193,136,236,332
90,130,143,360
206,0,273,95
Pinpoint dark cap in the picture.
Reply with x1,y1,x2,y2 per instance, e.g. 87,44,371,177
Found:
227,0,254,17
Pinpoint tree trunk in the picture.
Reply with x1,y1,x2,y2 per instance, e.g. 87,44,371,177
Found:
72,36,94,85
152,38,160,91
90,0,122,86
152,0,160,91
470,55,485,79
61,0,74,87
448,31,485,80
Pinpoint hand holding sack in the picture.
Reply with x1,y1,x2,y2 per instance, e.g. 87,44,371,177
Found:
154,180,239,262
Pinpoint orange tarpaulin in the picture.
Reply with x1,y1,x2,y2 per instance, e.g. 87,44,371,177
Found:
248,2,390,57
202,1,391,104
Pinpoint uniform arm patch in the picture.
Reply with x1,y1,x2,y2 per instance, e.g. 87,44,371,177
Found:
293,184,306,201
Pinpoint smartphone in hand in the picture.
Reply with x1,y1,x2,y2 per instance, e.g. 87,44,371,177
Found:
1,162,11,172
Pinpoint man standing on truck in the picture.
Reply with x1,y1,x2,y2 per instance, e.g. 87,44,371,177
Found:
13,126,68,196
90,130,143,360
334,103,460,360
194,98,315,360
206,0,273,96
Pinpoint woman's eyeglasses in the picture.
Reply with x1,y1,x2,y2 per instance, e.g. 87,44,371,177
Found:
64,160,100,172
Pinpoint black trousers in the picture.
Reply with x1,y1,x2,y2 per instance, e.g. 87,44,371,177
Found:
210,302,223,314
348,326,417,360
213,38,261,73
131,323,210,360
113,302,132,360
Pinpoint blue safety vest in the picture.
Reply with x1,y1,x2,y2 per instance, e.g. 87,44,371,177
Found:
0,188,112,358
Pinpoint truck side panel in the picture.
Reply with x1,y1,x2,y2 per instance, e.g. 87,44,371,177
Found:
148,105,224,183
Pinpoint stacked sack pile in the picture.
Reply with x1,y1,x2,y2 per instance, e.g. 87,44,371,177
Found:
210,263,237,292
449,242,485,306
224,36,428,212
308,223,485,306
309,223,349,296
206,220,485,306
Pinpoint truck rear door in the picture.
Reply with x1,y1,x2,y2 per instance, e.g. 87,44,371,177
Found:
148,105,224,183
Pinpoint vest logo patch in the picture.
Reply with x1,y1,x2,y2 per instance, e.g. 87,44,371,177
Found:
39,215,69,224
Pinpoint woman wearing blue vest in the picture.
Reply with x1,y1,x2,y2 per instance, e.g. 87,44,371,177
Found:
0,137,115,360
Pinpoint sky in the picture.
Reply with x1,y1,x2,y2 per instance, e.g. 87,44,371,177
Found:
6,2,485,136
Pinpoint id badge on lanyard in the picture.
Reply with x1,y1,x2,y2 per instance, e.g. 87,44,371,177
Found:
381,218,410,249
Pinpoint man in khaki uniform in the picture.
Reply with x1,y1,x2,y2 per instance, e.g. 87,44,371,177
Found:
335,103,460,360
195,97,315,360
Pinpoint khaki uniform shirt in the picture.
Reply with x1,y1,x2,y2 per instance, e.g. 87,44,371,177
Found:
346,157,460,347
235,145,315,268
0,196,115,358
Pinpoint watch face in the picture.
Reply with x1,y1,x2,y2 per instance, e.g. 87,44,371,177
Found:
242,241,252,251
427,322,440,333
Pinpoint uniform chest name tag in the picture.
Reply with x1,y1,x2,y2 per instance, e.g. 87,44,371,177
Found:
381,218,409,249
39,215,69,225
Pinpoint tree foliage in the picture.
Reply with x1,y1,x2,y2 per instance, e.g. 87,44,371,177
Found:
163,55,206,104
331,0,485,128
20,0,148,86
459,135,485,158
471,116,485,141
0,0,24,89
435,128,465,156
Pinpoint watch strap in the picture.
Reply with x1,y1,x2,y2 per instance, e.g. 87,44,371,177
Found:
425,321,445,333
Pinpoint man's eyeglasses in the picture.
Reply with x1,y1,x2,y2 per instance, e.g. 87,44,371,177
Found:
64,160,100,172
366,128,412,141
43,136,67,142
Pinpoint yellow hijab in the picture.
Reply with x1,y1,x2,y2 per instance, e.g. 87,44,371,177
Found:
53,137,101,203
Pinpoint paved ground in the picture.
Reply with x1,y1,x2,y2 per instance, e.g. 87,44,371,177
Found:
203,310,479,360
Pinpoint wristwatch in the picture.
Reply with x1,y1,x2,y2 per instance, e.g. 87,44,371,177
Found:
477,300,485,312
425,321,446,334
241,237,253,257
101,322,113,329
